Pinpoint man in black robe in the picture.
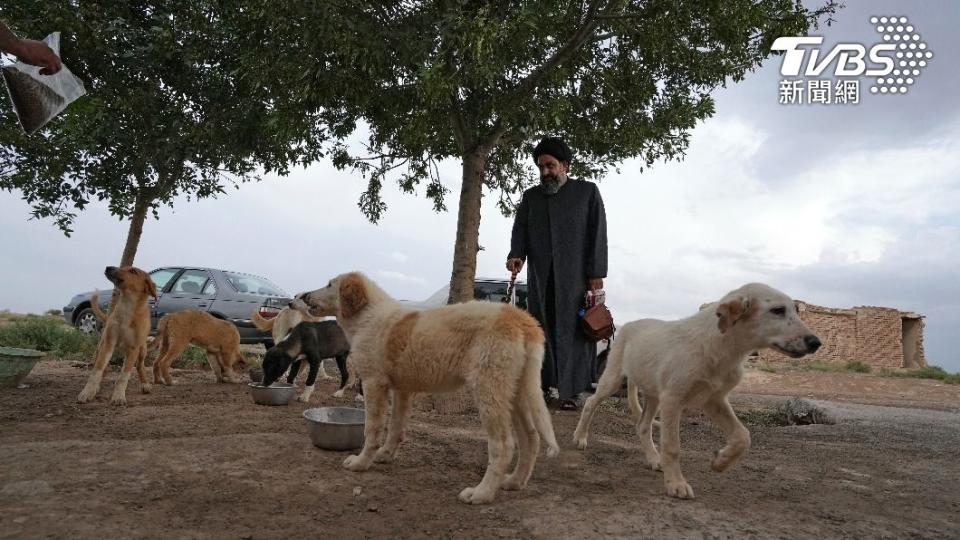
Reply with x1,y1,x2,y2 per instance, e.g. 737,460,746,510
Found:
507,137,608,410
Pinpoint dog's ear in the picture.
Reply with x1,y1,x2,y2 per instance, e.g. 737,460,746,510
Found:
131,268,159,300
145,275,159,301
339,273,369,319
716,296,755,333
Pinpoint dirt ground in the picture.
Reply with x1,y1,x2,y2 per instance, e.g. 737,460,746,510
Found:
1,361,958,539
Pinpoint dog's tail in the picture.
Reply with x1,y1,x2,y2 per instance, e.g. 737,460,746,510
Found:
522,327,560,458
89,293,109,322
251,309,275,332
149,315,169,352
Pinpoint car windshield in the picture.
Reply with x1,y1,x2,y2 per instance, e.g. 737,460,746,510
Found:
223,272,287,297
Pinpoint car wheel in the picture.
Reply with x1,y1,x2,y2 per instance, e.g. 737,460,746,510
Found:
74,307,100,335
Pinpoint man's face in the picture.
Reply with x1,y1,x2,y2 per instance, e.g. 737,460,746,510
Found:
537,155,569,194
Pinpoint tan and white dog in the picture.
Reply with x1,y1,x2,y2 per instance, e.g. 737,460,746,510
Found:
573,283,821,499
77,266,157,405
296,272,559,504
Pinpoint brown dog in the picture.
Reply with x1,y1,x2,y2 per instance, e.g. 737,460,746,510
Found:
77,266,157,405
151,310,246,385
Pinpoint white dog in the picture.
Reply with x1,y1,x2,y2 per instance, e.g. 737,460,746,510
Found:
297,272,559,504
573,283,821,499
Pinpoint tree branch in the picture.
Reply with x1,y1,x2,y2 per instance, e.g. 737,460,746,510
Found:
509,0,624,99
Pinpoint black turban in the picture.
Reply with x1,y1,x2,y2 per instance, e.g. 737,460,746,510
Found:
532,137,573,164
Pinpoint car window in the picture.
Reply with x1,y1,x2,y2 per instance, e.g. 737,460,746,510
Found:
224,272,286,296
171,269,211,295
475,282,511,304
202,279,217,296
150,268,180,292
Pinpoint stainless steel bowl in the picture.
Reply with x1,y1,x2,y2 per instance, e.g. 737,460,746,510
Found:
248,382,295,405
303,407,365,451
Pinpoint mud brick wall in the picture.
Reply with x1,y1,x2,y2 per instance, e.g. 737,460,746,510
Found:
801,308,858,363
854,307,904,368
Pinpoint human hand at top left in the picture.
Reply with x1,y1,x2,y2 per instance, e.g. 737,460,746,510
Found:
13,38,62,75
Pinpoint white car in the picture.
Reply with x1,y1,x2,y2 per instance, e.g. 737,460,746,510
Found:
400,277,528,310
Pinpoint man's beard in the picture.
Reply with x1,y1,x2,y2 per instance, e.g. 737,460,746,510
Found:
541,172,567,195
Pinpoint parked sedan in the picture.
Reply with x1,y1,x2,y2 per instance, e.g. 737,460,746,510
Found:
400,277,529,309
62,266,290,345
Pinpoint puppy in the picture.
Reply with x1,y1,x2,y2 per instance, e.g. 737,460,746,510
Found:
151,310,247,385
77,266,157,405
573,283,821,499
260,320,356,402
297,272,559,504
252,306,333,381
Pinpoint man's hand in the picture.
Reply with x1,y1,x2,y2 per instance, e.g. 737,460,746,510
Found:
506,258,524,274
13,38,62,75
588,278,604,291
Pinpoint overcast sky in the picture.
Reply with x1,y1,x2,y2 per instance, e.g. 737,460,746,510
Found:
2,0,958,371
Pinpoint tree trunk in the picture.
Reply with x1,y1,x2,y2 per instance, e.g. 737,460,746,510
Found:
428,148,489,415
446,148,488,304
106,189,152,314
119,190,151,266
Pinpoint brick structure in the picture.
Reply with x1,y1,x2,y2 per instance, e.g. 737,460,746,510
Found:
756,301,926,368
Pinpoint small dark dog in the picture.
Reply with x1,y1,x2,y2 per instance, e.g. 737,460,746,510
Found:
261,321,358,402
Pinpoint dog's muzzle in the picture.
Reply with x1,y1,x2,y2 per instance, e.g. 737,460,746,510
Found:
773,334,821,358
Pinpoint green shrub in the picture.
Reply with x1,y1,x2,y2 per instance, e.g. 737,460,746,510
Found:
802,361,842,372
844,360,872,373
170,345,209,368
0,314,99,360
880,365,959,384
736,407,790,427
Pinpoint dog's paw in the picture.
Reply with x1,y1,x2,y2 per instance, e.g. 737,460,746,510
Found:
710,448,742,473
110,394,127,406
342,455,371,472
458,486,495,505
332,389,345,398
140,383,152,394
355,394,365,403
546,442,560,458
297,394,311,403
646,457,662,471
574,434,588,450
501,475,527,491
664,479,695,499
374,448,396,463
76,387,96,404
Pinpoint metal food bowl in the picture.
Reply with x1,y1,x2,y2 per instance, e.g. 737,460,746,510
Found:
303,407,365,451
248,382,295,405
0,347,46,388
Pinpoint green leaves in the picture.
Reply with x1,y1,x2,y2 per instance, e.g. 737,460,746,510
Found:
0,1,331,233
271,0,838,217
